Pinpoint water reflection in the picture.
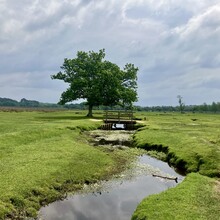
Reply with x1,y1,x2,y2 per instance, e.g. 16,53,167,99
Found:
38,155,184,220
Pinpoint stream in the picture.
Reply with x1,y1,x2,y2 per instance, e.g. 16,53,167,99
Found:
38,131,184,220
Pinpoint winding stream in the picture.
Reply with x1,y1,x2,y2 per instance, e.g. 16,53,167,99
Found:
38,154,184,220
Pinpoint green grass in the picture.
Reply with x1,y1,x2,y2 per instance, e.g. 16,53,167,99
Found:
1,110,220,219
132,173,220,220
0,110,136,219
132,112,220,219
134,112,220,176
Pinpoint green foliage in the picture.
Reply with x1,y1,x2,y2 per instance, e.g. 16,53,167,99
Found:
1,96,219,113
0,98,18,106
0,98,40,107
51,49,138,116
177,95,185,113
19,98,39,107
134,102,220,113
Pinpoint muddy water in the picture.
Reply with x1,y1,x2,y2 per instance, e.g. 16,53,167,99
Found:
38,155,184,220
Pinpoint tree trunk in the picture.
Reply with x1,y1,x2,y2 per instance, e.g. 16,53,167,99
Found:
87,104,93,117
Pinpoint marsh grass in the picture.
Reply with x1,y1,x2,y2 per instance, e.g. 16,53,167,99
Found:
132,173,220,220
132,112,220,219
134,112,220,176
1,110,220,219
0,110,136,219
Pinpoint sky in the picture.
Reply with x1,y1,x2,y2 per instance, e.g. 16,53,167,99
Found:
0,0,220,106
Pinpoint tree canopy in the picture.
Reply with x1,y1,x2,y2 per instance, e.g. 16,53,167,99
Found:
52,49,138,116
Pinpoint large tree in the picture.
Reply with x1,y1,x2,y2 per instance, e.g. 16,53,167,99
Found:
52,49,138,117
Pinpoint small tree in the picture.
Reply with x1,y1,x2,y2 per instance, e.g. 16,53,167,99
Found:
177,95,185,113
211,102,218,113
52,49,138,117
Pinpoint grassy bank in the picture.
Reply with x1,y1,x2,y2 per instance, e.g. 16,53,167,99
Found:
132,112,220,219
0,110,136,219
1,110,219,219
132,173,220,220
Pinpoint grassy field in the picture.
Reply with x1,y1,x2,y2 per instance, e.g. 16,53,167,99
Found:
0,109,137,219
132,112,220,219
0,109,219,219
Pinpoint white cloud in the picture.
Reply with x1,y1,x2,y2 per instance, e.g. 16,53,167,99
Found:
172,4,220,68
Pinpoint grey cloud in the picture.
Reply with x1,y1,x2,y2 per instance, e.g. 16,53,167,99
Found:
0,0,219,105
173,4,220,68
126,4,192,28
0,70,67,103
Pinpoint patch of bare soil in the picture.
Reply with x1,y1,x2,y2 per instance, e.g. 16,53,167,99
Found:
213,180,220,199
89,119,102,122
87,130,135,148
136,121,145,124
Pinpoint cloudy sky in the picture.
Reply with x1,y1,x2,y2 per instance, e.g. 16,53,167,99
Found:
0,0,220,106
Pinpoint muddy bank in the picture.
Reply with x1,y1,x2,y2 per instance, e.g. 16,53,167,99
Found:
38,130,184,220
86,130,135,148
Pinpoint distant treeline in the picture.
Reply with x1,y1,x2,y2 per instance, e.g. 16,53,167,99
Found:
134,102,220,113
0,97,219,113
0,98,59,108
0,98,88,109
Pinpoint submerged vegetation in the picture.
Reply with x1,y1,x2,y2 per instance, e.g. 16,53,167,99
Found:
0,109,219,219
